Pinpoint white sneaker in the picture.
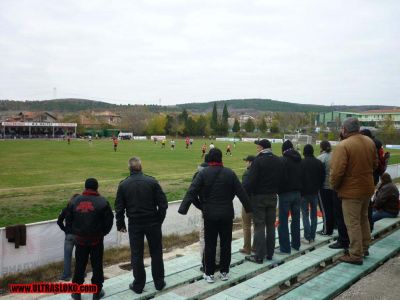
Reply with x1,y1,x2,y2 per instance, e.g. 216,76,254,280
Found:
219,272,229,281
203,273,215,283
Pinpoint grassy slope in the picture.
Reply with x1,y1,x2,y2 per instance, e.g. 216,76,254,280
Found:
0,139,399,227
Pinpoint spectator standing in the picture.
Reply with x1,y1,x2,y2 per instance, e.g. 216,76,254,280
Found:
115,157,168,294
243,139,284,262
179,148,251,283
278,140,302,254
57,194,79,281
360,128,384,231
330,118,377,265
300,144,325,243
239,155,256,255
317,141,335,236
67,179,114,300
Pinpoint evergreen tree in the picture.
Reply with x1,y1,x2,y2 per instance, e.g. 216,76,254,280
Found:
210,103,218,133
258,117,267,133
232,118,240,133
222,104,229,121
164,114,174,135
244,118,255,133
184,116,196,136
178,109,189,124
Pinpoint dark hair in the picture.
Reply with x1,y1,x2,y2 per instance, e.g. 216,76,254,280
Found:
360,129,373,138
204,153,210,163
282,140,293,153
303,144,314,156
208,148,222,163
85,178,98,190
320,140,331,153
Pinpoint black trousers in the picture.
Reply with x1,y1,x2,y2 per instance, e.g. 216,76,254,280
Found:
251,194,277,259
72,241,104,294
204,218,232,275
368,200,374,231
319,189,335,235
128,223,164,291
333,196,350,247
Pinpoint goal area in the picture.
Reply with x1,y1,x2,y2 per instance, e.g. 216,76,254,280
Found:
283,134,312,146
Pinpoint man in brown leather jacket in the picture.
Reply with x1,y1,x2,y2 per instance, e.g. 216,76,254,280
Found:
330,118,378,265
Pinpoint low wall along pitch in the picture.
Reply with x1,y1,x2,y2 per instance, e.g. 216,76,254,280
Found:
0,198,243,277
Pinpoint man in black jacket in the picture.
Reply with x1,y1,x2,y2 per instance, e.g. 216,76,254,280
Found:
300,144,325,243
66,178,114,300
115,157,168,294
243,139,284,263
278,140,302,254
179,148,252,283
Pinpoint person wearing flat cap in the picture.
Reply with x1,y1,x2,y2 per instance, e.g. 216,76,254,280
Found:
243,139,284,263
239,155,256,255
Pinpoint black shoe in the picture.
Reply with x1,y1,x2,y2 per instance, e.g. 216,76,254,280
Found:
329,242,346,249
364,250,369,257
155,280,166,291
266,256,273,261
71,294,81,300
93,289,105,300
245,255,263,264
129,283,143,294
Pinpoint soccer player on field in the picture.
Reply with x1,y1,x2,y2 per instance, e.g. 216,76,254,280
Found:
170,139,175,150
113,137,119,152
201,143,207,158
185,137,190,149
226,144,232,156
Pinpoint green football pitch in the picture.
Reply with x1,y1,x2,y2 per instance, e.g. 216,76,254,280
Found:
0,139,399,227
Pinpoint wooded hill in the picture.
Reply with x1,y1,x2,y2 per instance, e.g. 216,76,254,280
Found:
0,98,397,113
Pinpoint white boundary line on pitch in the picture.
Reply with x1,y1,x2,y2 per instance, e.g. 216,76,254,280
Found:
0,167,247,192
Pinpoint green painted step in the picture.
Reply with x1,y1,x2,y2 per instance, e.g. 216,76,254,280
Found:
154,218,400,300
206,247,341,300
278,226,400,300
154,232,334,300
43,221,321,300
206,217,400,300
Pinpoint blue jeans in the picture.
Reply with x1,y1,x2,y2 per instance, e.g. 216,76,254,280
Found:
62,234,76,279
372,210,398,223
301,194,318,241
278,191,301,253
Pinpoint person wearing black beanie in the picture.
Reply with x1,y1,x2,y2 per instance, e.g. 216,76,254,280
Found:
300,144,325,243
277,139,302,254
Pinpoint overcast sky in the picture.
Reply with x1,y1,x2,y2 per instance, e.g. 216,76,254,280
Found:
0,0,399,106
